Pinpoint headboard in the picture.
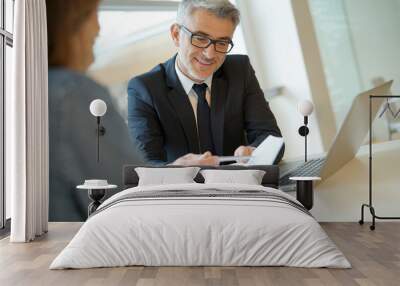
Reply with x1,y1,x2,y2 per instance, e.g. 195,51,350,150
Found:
123,165,280,189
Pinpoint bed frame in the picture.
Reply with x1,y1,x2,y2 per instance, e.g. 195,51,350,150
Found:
123,165,279,189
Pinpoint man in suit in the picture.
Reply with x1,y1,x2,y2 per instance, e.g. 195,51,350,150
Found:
128,0,283,165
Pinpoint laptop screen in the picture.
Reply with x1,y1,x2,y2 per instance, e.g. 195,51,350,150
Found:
319,80,393,181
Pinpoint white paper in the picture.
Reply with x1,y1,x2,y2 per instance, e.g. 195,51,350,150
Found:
246,136,284,165
216,136,284,165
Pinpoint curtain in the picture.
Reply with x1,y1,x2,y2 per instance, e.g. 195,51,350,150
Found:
7,0,48,242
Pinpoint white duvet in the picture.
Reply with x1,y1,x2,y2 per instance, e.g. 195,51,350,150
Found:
50,183,350,269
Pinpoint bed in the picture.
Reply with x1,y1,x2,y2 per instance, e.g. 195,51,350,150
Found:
50,165,350,269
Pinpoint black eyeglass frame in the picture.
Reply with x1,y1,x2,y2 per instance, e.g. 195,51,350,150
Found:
179,25,234,54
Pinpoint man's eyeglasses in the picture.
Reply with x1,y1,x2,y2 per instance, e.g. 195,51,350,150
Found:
179,25,234,54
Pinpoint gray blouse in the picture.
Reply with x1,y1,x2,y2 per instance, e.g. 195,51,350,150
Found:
49,68,144,221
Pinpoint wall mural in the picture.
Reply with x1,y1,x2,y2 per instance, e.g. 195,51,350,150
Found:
47,0,400,221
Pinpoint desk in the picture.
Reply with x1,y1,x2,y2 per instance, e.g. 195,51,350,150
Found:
310,139,400,222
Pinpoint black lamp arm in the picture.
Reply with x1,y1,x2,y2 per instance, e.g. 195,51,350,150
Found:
95,116,106,163
298,115,309,162
96,117,106,136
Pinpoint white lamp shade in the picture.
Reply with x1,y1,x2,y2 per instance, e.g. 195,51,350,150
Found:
298,100,314,116
89,99,107,117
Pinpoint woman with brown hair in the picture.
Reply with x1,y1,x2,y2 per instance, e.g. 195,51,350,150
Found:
47,0,143,221
47,0,100,71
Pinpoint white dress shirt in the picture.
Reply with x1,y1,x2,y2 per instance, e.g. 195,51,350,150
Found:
175,60,213,123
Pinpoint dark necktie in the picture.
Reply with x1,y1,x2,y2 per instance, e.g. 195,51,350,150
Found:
192,83,215,154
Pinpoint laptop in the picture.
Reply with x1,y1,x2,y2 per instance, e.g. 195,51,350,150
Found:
279,80,393,191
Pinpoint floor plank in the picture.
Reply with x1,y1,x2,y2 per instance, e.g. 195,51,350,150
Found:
1,222,400,286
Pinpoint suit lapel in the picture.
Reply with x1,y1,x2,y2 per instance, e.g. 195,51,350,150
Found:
210,75,227,156
164,56,200,154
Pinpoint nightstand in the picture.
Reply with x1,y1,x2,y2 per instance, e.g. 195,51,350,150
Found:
289,176,321,210
77,181,117,216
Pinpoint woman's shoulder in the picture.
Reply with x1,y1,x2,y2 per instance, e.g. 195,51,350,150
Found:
48,68,109,101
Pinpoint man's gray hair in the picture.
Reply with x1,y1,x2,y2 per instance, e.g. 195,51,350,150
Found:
177,0,240,26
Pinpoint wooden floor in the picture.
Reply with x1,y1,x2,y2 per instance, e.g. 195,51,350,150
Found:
1,222,400,286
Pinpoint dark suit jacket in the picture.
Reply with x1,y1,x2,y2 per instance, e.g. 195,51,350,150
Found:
127,54,283,165
49,68,144,221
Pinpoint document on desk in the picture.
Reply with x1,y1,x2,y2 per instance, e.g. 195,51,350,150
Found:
217,136,284,165
217,156,252,163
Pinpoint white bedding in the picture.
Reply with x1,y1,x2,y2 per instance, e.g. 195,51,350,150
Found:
50,183,350,269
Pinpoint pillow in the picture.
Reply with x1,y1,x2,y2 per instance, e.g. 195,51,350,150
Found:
200,169,266,185
135,167,200,186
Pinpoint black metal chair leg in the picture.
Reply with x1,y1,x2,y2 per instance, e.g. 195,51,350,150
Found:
370,206,376,231
359,204,366,225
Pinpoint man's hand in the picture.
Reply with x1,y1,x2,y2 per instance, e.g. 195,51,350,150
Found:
172,151,219,166
234,145,256,157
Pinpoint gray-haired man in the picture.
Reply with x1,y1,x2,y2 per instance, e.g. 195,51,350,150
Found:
128,0,283,165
